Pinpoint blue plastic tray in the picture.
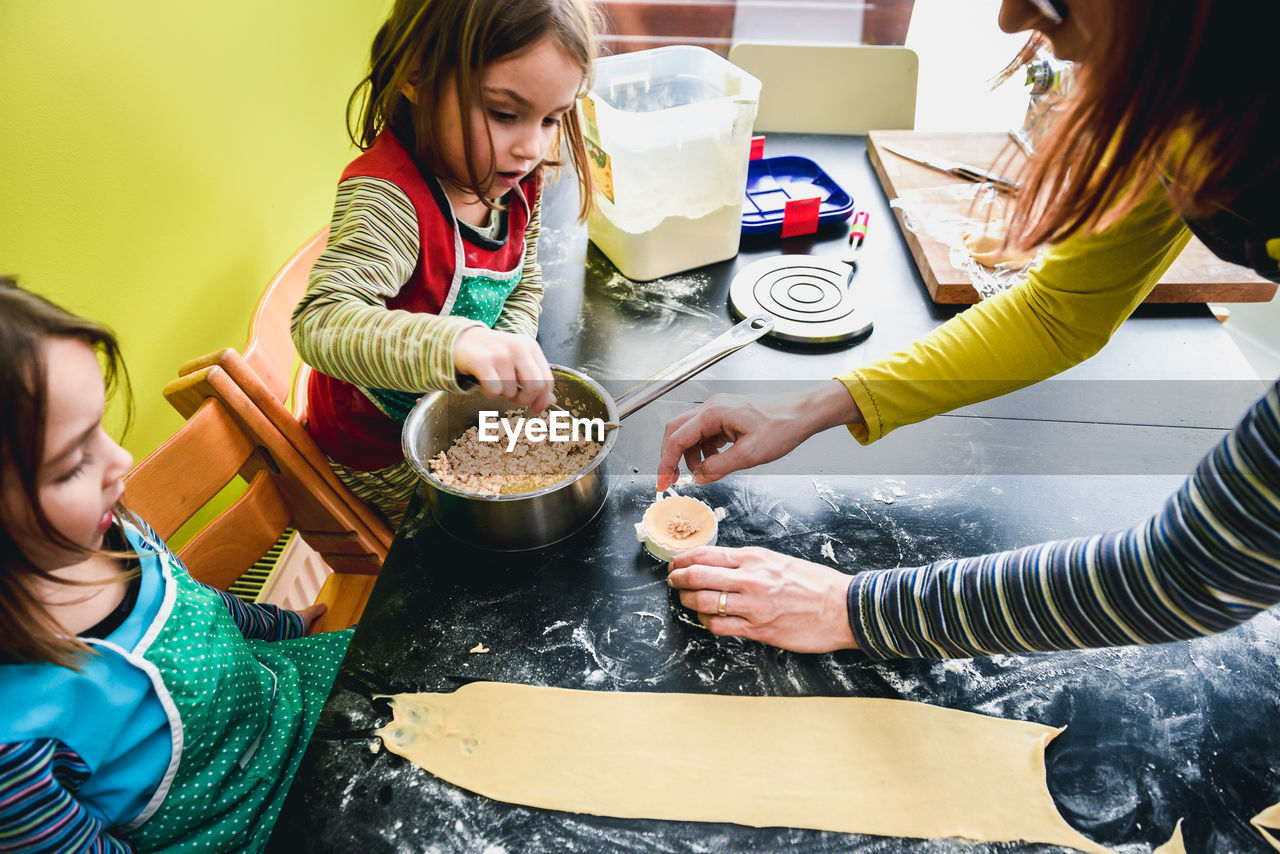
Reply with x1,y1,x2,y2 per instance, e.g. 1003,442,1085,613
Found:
741,155,855,235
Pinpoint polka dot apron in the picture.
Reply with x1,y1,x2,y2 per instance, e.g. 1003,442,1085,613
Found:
366,202,527,424
124,546,350,852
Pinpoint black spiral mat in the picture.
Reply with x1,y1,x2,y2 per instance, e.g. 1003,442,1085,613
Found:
729,255,873,344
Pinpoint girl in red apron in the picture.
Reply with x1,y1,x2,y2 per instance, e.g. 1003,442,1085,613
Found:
292,0,598,525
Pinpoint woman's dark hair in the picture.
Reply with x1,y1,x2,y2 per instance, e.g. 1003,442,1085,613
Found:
0,278,132,666
1006,2,1280,249
349,0,599,221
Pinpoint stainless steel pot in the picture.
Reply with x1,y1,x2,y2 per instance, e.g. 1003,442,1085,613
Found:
402,314,774,550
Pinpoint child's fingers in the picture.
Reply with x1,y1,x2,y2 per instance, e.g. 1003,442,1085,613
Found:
528,341,554,380
476,369,518,402
526,386,557,415
456,332,556,410
514,346,556,413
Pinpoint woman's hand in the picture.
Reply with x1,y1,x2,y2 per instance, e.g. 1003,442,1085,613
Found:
667,546,858,654
295,602,328,633
655,381,864,491
453,327,557,414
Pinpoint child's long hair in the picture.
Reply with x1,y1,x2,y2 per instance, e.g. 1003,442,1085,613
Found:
350,0,598,221
0,279,132,666
1005,1,1280,250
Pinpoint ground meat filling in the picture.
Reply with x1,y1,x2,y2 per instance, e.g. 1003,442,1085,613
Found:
667,512,699,539
428,411,602,496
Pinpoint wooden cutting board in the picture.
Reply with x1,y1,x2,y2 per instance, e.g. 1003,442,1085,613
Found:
867,130,1278,305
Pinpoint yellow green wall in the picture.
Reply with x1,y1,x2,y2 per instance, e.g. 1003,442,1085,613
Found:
1,1,388,458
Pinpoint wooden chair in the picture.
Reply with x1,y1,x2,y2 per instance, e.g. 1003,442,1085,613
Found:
138,363,385,634
242,226,328,408
727,42,919,134
167,346,392,557
162,229,394,629
172,228,387,539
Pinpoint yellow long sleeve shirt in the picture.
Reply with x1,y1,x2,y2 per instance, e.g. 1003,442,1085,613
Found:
839,183,1192,443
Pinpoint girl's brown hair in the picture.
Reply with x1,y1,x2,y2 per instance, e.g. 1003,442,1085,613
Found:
0,279,132,666
1006,2,1280,249
349,0,599,221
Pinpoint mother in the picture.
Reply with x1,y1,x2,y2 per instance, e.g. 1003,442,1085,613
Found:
660,0,1280,657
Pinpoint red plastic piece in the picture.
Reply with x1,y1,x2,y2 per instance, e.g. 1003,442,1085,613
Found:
780,196,821,238
848,210,870,245
749,136,766,160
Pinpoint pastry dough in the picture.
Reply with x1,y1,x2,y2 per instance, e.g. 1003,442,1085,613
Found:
376,682,1110,853
636,495,722,560
964,231,1037,268
1253,801,1280,851
1153,819,1185,853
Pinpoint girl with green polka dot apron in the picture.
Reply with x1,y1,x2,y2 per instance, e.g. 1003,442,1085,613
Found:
119,522,350,852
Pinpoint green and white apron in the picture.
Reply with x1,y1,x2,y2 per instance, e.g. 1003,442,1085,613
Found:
124,548,350,852
365,203,527,424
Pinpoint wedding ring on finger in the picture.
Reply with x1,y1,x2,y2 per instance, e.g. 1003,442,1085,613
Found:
717,590,729,617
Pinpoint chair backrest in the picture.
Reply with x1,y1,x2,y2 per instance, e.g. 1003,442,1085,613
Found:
142,364,386,632
125,396,275,589
161,360,392,562
166,227,393,573
166,348,393,555
728,42,918,134
242,227,329,406
133,364,389,629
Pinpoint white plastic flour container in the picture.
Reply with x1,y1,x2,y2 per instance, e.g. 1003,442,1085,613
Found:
581,46,761,281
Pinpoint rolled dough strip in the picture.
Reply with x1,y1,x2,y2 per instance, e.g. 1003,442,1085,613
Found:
1253,800,1280,851
376,682,1110,853
1153,819,1185,853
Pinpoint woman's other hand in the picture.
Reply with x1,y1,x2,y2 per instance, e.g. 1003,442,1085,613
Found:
667,546,858,654
453,327,557,414
655,380,863,491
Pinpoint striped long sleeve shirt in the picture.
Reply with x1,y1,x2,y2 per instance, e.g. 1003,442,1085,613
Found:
0,742,129,853
291,175,543,395
849,380,1280,659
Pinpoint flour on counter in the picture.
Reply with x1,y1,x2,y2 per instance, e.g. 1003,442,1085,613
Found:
872,480,909,504
812,480,841,511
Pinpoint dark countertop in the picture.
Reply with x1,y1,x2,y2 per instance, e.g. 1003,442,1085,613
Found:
273,135,1277,853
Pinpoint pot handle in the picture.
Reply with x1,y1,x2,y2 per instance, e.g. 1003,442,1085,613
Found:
614,314,775,421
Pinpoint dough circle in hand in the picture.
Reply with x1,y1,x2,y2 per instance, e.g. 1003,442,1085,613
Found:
640,495,717,559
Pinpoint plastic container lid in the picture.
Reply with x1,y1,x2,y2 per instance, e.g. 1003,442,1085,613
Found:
741,155,855,235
